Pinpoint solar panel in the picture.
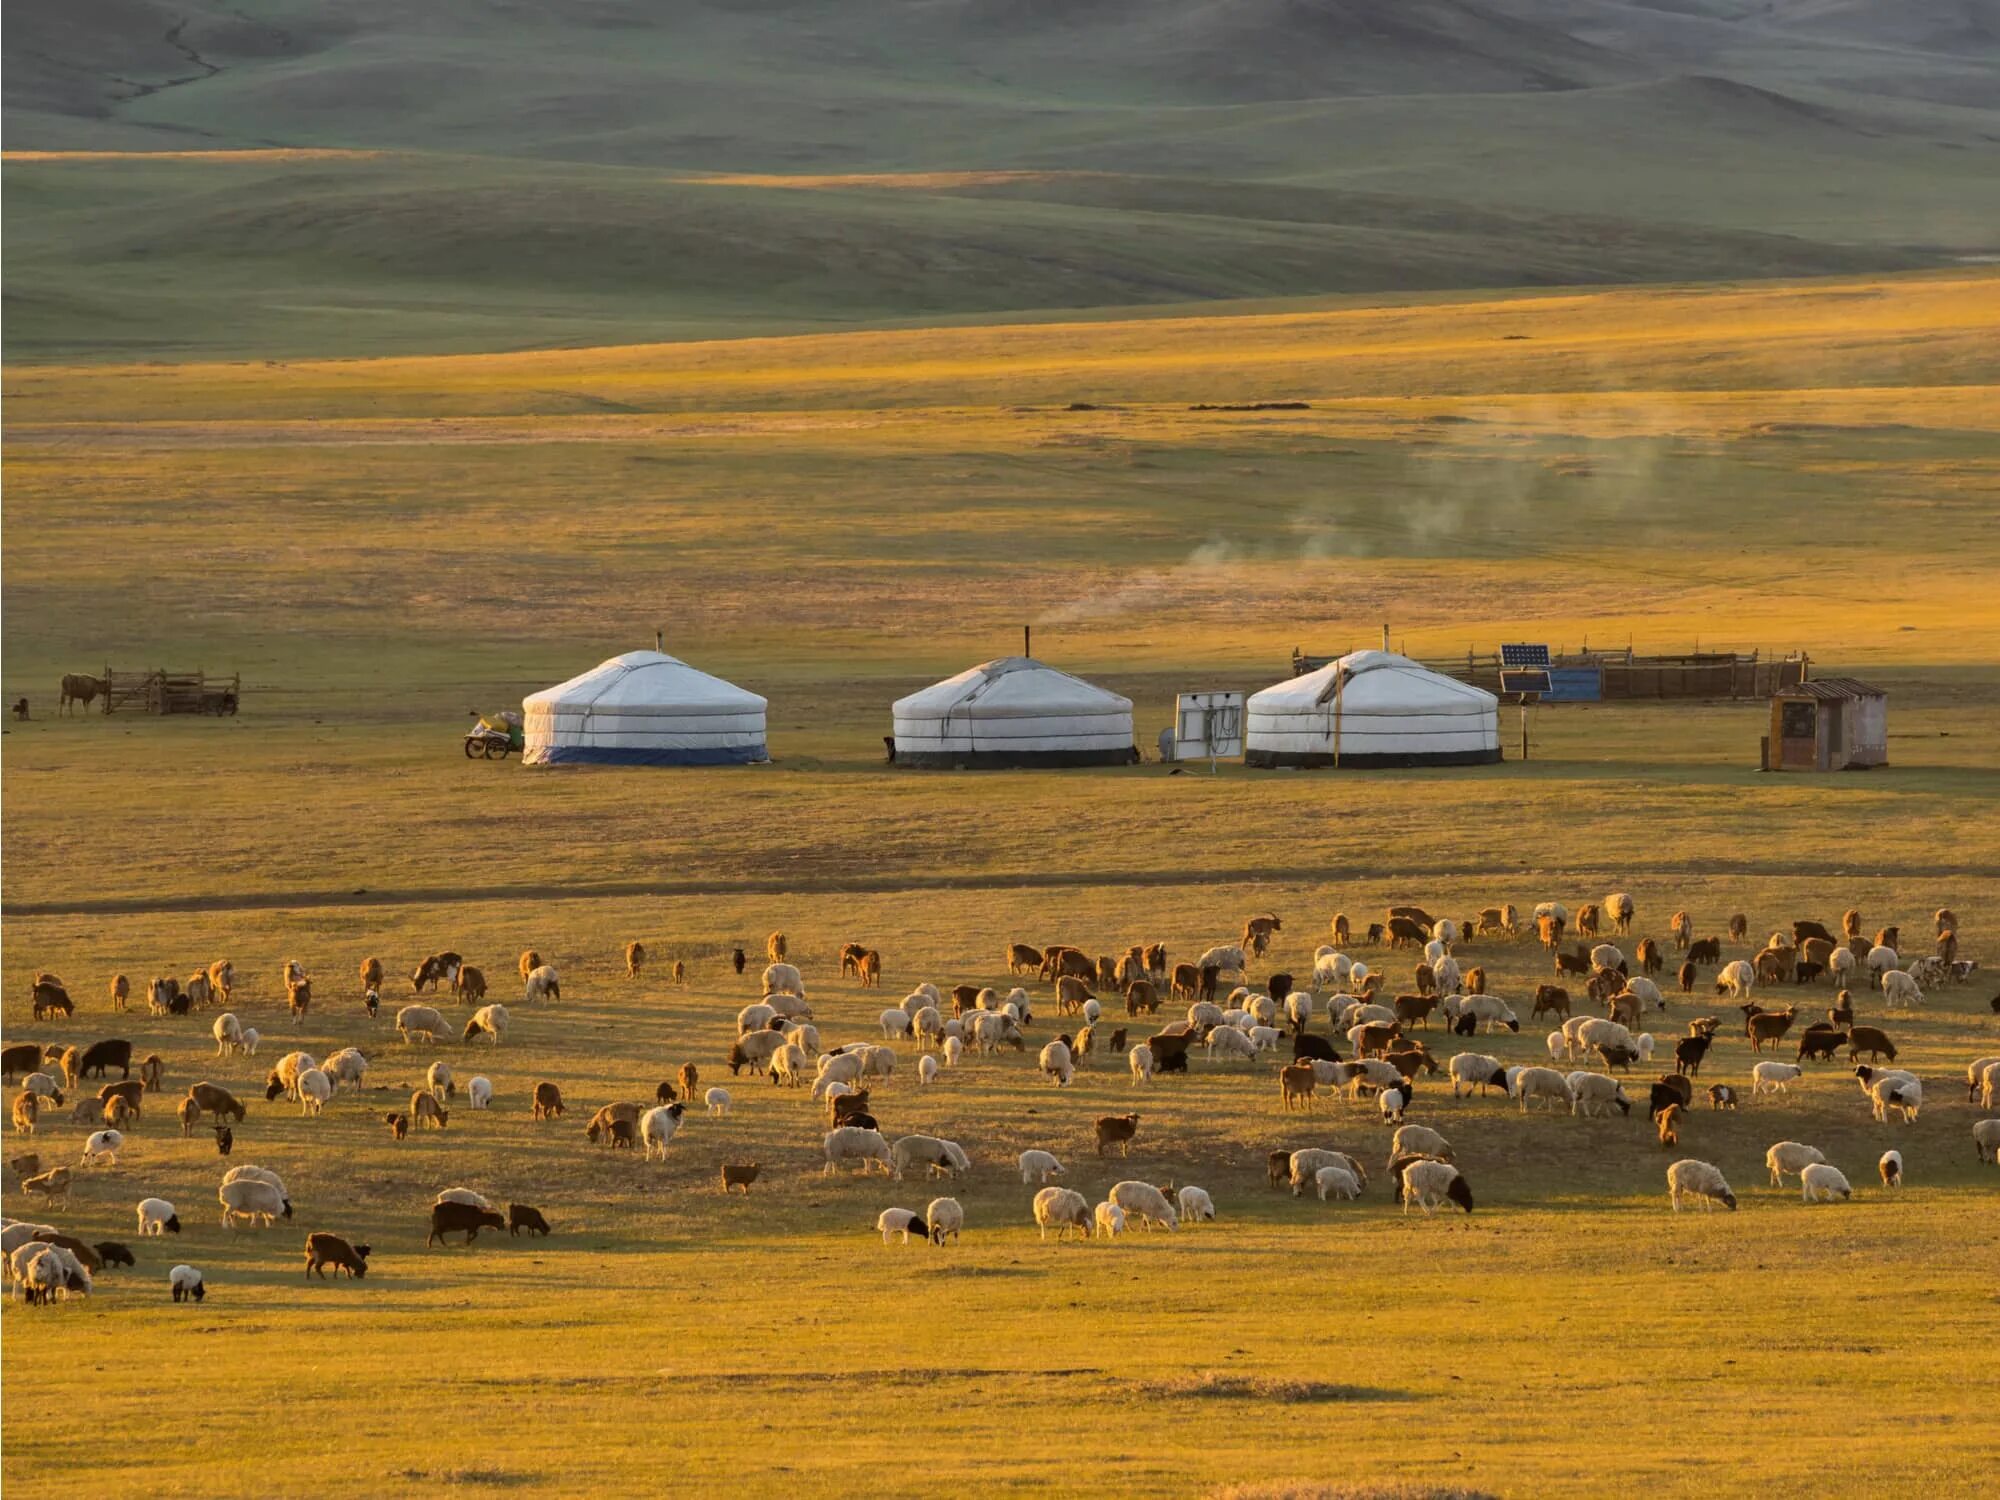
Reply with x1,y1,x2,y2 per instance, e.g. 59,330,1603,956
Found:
1501,643,1551,667
1499,669,1552,695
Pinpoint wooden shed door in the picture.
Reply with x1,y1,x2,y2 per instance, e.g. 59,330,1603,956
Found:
1779,700,1818,768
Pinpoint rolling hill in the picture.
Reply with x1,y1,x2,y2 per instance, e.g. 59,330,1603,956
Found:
5,0,1998,360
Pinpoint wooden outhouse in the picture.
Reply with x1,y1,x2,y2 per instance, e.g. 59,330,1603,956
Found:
1762,678,1887,771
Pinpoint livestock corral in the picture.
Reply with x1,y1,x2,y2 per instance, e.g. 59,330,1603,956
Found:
5,870,1998,1495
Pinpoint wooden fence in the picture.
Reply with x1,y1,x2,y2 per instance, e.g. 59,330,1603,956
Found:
100,668,240,715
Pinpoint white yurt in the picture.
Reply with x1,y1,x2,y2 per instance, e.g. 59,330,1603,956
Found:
890,656,1136,767
1245,650,1499,767
523,650,767,766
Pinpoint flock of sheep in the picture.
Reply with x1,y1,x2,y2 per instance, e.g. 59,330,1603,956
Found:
5,895,1996,1306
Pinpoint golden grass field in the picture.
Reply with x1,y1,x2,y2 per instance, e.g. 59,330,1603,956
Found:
4,272,1999,1497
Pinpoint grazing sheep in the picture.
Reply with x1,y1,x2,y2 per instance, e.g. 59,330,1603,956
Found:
876,1208,928,1246
1389,1124,1451,1163
1865,946,1898,983
1800,1163,1853,1203
461,1075,491,1111
1877,1150,1902,1188
411,1091,449,1130
1973,1119,2000,1164
218,1178,292,1229
1847,1027,1898,1064
822,1127,893,1177
186,1082,247,1125
1752,1061,1804,1097
1400,1159,1473,1216
1039,1039,1076,1087
1378,1082,1414,1124
1018,1149,1064,1185
463,1004,509,1045
1176,1185,1215,1223
304,1232,371,1280
1513,1067,1575,1114
1714,961,1755,999
168,1264,206,1303
1566,1072,1631,1118
427,1201,506,1245
424,1062,456,1103
696,1086,730,1119
1313,1165,1361,1201
293,1069,333,1117
1765,1141,1827,1186
1859,1070,1922,1125
1666,1158,1737,1212
522,965,561,1005
1657,1102,1684,1150
1879,970,1923,1009
1033,1187,1093,1241
640,1103,687,1161
396,1006,450,1045
1708,1084,1739,1111
1288,1148,1367,1197
1128,1044,1155,1085
1109,1180,1177,1231
508,1203,551,1237
925,1197,963,1245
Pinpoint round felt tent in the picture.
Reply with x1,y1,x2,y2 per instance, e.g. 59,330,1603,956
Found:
891,656,1136,767
1245,650,1499,767
523,650,767,766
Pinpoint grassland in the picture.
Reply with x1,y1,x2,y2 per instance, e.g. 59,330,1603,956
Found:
4,266,2000,1496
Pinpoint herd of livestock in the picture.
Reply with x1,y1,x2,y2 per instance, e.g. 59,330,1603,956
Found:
4,895,1997,1306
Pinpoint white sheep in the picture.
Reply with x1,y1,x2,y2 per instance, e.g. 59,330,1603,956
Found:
522,964,561,1004
467,1076,492,1110
1574,1017,1635,1057
1287,991,1316,1031
766,991,813,1022
1033,1187,1092,1241
425,1061,455,1101
1288,1148,1366,1197
436,1187,494,1210
705,1087,731,1117
321,1048,369,1091
822,1126,892,1177
1246,994,1279,1028
1566,1072,1631,1118
917,1054,939,1087
1462,995,1519,1034
21,1072,63,1104
811,1052,866,1098
925,1197,963,1245
876,1207,926,1245
762,961,804,996
1973,1119,2000,1164
1018,1149,1064,1185
221,1164,286,1194
1129,1043,1154,1084
1865,945,1898,982
1965,1056,2000,1104
737,1003,778,1034
1874,1075,1922,1125
1246,1025,1284,1055
0,1221,58,1265
1390,1125,1451,1162
1765,1141,1826,1185
1205,1027,1255,1063
1627,977,1664,1012
1081,999,1103,1027
1109,1180,1177,1231
1800,1163,1852,1203
942,1036,965,1068
1433,956,1463,995
1590,943,1624,973
1666,1158,1737,1212
1878,1150,1903,1188
82,1128,124,1166
1314,1165,1361,1201
218,1177,290,1229
783,1023,821,1057
1378,1083,1413,1124
1752,1060,1803,1097
879,1008,912,1040
212,1013,244,1055
397,1005,449,1044
295,1068,333,1116
1400,1159,1472,1216
1879,970,1922,1008
1176,1185,1215,1222
769,1042,810,1088
1513,1067,1575,1113
1039,1040,1075,1086
1715,961,1755,999
912,1007,944,1047
239,1027,261,1057
640,1103,685,1161
1830,947,1857,984
1423,938,1448,967
168,1264,206,1302
465,1003,509,1045
1092,1200,1125,1238
136,1197,180,1235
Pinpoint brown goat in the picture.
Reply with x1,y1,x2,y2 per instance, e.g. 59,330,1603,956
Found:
1656,1103,1683,1150
384,1112,409,1140
625,941,645,978
109,974,130,1012
766,932,787,964
1279,1064,1317,1111
518,950,541,981
410,1090,448,1129
304,1232,371,1280
532,1081,565,1120
720,1162,760,1194
1095,1114,1140,1157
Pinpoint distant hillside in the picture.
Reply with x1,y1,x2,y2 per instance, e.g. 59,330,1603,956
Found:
6,0,1997,360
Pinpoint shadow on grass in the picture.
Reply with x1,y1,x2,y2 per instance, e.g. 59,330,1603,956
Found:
1139,1372,1413,1404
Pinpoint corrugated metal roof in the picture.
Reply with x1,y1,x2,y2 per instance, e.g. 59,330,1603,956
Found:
1775,677,1885,700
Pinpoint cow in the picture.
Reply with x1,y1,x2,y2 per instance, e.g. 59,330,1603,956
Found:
59,674,104,715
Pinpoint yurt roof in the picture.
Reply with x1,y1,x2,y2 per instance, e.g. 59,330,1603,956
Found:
524,650,765,717
1249,650,1495,716
893,657,1131,720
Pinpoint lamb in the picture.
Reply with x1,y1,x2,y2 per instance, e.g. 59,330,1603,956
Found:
877,1208,928,1245
1751,1060,1804,1097
925,1197,963,1246
1314,1165,1362,1201
1109,1180,1177,1231
169,1264,207,1302
1205,1026,1256,1064
304,1232,372,1279
1023,1187,1089,1242
397,1006,450,1045
1176,1185,1215,1223
1513,1067,1576,1113
1400,1159,1473,1216
1666,1158,1736,1212
822,1126,893,1177
811,1052,866,1098
1018,1150,1064,1185
218,1178,292,1229
424,1061,456,1102
1566,1072,1631,1118
1800,1163,1852,1203
1874,1149,1902,1188
584,1101,642,1144
1765,1141,1827,1186
508,1203,551,1237
1879,970,1923,1009
942,1036,965,1068
137,1197,181,1235
640,1102,687,1161
1128,1044,1154,1084
1289,1149,1368,1197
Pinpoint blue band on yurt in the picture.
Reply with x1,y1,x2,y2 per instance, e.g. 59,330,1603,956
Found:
527,745,766,766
